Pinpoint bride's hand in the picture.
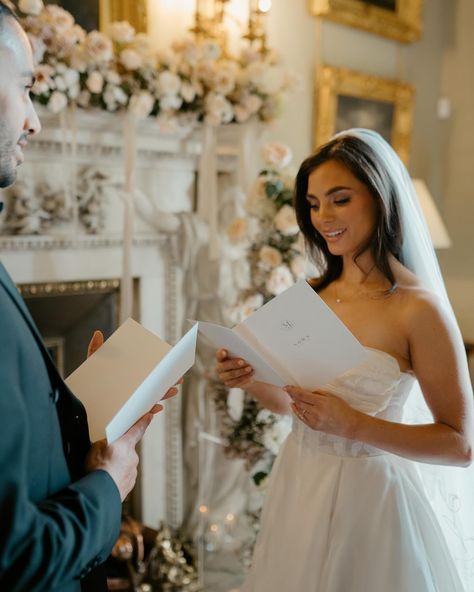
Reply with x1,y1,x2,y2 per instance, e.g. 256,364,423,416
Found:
215,349,255,388
285,386,359,437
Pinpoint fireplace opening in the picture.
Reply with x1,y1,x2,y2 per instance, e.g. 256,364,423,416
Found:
20,280,121,378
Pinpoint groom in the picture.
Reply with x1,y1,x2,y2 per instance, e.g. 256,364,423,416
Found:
0,4,172,590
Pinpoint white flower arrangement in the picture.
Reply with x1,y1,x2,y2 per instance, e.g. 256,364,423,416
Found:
213,142,304,488
226,142,304,323
18,1,294,125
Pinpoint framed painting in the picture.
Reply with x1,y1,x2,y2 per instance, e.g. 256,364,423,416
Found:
314,65,415,165
310,0,422,43
43,0,147,33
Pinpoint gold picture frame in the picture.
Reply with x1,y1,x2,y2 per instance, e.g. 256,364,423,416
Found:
314,65,415,165
100,0,147,33
310,0,422,43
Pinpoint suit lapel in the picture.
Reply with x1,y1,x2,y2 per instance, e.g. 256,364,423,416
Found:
0,262,60,383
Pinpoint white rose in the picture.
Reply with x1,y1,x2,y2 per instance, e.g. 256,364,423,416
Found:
290,254,305,278
18,0,44,16
205,92,233,125
265,265,294,296
160,94,183,111
70,47,89,73
47,91,68,114
86,31,114,63
113,86,128,105
213,66,236,95
227,217,247,243
68,83,80,99
227,388,244,422
54,75,67,92
109,21,135,44
64,68,79,88
131,33,153,56
234,105,250,123
244,292,264,311
274,205,299,236
106,70,122,85
259,245,282,268
120,48,143,71
262,416,292,454
242,93,263,114
128,91,154,119
261,142,292,170
157,71,181,96
44,5,75,30
180,82,196,103
86,71,104,94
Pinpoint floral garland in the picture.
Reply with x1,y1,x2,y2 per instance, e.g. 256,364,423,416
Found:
212,142,304,486
17,0,295,126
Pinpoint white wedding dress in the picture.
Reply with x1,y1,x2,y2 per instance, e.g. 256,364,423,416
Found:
242,347,465,592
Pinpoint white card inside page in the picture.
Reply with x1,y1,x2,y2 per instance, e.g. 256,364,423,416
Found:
240,279,368,390
196,321,287,387
66,319,197,443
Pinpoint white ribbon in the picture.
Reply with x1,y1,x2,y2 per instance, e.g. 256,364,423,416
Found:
197,124,219,260
120,113,138,324
238,118,261,194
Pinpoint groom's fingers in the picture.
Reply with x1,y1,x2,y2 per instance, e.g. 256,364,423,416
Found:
87,330,104,358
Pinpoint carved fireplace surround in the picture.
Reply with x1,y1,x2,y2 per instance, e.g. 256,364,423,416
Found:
0,108,246,529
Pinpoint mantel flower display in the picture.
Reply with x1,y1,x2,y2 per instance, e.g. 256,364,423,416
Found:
17,1,295,125
213,142,304,484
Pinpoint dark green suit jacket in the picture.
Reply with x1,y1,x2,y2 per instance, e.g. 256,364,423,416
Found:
0,262,122,591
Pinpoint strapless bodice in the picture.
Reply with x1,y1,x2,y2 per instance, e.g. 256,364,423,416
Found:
292,347,416,457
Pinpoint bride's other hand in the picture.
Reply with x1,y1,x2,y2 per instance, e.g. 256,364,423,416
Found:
215,349,255,388
286,386,359,437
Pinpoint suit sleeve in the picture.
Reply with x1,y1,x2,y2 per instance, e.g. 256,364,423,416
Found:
0,339,122,590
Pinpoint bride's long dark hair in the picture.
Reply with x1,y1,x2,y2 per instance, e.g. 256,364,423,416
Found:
293,134,403,292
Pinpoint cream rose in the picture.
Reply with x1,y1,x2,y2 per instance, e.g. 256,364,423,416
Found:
109,21,135,44
259,245,282,268
85,31,114,63
128,91,155,119
18,0,44,16
120,48,143,71
86,71,104,94
261,142,292,170
274,205,299,236
265,265,294,296
156,71,181,96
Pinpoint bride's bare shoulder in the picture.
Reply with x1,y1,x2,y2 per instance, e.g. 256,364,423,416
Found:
392,264,449,326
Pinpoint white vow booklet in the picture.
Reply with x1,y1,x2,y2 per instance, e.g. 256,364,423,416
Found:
66,319,198,443
197,279,368,390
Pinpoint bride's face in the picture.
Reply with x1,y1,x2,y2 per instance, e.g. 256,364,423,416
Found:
306,159,379,258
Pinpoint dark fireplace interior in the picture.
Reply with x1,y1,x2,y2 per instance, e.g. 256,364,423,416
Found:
21,281,120,379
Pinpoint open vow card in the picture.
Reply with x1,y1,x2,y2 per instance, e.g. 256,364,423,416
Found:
196,279,368,390
66,319,198,443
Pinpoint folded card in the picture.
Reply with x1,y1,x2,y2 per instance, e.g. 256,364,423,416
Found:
196,279,368,390
66,319,198,443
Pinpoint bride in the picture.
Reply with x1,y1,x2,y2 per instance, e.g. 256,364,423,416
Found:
215,129,474,591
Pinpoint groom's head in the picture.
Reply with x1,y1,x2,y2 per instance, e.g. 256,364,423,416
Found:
0,1,40,188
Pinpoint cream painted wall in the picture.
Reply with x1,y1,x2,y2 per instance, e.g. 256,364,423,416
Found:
145,0,472,338
438,0,474,340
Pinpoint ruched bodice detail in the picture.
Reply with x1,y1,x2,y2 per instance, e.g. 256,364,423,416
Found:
292,348,416,458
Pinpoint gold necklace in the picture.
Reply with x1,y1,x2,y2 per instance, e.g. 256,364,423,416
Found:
333,280,386,303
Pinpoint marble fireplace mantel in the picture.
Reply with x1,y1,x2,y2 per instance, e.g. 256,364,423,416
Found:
0,107,256,529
